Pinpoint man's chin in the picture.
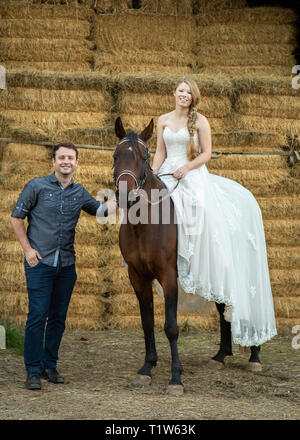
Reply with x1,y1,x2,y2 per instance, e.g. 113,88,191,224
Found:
60,168,72,175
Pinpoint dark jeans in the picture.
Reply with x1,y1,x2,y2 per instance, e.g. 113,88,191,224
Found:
24,258,77,373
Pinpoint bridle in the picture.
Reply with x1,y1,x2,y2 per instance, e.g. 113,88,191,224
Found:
113,135,180,205
113,136,151,194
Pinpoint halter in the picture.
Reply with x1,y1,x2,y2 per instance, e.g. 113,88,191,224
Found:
113,136,151,193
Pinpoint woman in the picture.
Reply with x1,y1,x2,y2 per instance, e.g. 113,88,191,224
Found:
152,78,277,347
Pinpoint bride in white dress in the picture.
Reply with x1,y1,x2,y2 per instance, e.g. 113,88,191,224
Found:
152,78,277,348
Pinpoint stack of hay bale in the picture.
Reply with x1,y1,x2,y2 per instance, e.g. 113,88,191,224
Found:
0,0,299,332
195,7,296,77
0,1,94,72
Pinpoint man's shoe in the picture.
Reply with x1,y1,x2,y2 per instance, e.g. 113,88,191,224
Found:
25,373,41,390
41,368,64,384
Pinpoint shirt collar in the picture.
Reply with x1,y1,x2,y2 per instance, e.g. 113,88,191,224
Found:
49,172,74,187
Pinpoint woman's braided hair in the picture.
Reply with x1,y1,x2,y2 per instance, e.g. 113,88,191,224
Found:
174,78,201,161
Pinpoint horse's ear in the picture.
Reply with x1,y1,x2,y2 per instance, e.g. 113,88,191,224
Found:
139,119,154,143
115,117,126,140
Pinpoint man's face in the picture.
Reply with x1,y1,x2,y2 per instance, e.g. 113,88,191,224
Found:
53,147,78,177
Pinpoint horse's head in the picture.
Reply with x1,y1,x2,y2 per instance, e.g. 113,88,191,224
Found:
114,117,153,208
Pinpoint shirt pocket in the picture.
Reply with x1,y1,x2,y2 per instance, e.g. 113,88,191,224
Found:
65,195,81,214
40,191,57,208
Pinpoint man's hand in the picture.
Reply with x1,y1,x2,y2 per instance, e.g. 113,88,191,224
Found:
105,199,117,216
25,248,42,267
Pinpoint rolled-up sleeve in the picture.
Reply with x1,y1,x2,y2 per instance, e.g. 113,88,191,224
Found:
11,180,37,219
81,187,101,216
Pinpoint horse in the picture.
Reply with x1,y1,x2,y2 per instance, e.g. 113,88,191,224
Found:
113,117,262,395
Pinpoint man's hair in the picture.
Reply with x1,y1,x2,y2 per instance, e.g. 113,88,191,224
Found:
52,142,78,160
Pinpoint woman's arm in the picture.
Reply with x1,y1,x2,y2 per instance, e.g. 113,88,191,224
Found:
188,114,212,170
152,116,167,174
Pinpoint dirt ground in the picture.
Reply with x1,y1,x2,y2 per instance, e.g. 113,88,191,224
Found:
0,328,299,421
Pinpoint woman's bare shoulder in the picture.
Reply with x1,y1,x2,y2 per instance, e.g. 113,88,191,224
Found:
157,111,174,126
195,112,210,129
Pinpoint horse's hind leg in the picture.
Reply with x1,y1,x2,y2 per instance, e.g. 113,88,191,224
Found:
207,302,233,370
247,346,262,372
130,274,157,385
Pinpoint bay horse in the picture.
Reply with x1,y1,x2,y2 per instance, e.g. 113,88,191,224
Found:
113,117,262,396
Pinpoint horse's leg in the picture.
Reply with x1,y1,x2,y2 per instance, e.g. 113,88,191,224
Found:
207,302,233,370
129,269,157,385
247,345,262,372
162,274,184,395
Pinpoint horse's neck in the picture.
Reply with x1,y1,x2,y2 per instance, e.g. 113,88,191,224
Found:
144,170,165,193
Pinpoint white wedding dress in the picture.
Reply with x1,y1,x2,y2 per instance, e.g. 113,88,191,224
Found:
154,126,277,347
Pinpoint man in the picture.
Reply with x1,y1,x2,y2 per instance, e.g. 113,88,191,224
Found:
10,142,116,390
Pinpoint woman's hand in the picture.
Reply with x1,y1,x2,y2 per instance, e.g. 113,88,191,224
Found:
173,163,190,180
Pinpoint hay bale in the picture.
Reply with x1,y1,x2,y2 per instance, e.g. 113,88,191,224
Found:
0,1,93,20
2,61,92,72
233,75,298,97
1,143,52,164
195,43,295,69
195,7,297,26
0,37,94,63
275,318,300,332
94,12,196,74
212,131,287,150
236,94,300,119
0,18,90,39
199,65,293,77
210,169,292,196
0,88,112,113
267,246,300,270
0,109,110,141
94,13,195,53
196,23,296,45
140,0,194,15
256,196,300,220
264,220,300,246
6,70,113,92
93,0,131,13
235,115,300,137
274,297,300,319
0,291,28,317
207,154,288,171
270,267,300,297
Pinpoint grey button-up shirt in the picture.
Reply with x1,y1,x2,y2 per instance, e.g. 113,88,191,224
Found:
11,173,102,267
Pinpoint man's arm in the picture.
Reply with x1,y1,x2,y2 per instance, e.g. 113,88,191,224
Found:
10,217,41,266
81,187,117,217
10,179,41,267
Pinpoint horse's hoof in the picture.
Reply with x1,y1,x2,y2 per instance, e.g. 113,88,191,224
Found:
246,362,262,372
167,384,184,396
207,359,224,370
132,374,152,386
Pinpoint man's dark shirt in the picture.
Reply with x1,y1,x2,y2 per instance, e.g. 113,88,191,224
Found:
11,173,101,267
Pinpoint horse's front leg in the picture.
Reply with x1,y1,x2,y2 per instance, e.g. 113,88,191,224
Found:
128,269,157,385
162,274,184,395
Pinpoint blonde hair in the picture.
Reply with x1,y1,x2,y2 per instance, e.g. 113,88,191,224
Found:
174,78,201,161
